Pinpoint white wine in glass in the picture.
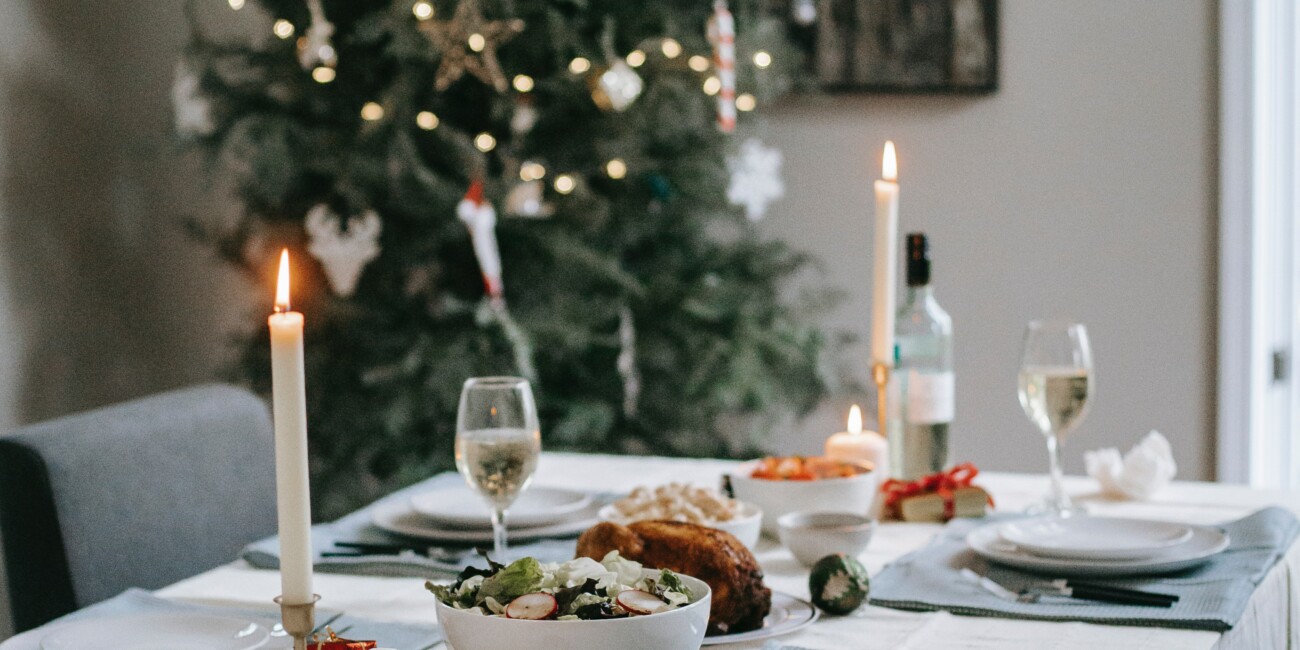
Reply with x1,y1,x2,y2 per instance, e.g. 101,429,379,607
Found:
1017,322,1092,517
455,377,542,557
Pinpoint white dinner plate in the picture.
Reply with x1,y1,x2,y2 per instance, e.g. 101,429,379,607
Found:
39,614,268,650
372,499,601,544
999,516,1194,560
409,486,592,530
700,591,819,646
968,520,1230,577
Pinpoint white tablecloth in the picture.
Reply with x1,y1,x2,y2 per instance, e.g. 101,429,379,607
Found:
159,453,1300,650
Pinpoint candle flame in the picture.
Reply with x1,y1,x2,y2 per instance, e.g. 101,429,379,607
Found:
275,249,291,312
882,141,897,181
848,404,863,434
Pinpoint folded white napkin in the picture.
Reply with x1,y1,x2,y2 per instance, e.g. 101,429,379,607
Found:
1084,430,1177,499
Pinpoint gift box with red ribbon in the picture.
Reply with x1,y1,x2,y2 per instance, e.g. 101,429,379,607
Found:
879,463,994,522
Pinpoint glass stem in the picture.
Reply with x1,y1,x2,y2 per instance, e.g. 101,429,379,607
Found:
491,507,508,557
1045,433,1072,514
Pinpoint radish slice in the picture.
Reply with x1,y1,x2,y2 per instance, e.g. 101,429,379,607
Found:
505,593,558,620
616,590,668,615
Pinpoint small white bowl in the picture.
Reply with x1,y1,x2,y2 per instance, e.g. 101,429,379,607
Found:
728,461,877,535
777,511,876,567
597,501,763,550
434,570,711,650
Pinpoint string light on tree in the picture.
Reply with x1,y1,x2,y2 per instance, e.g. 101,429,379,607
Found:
274,20,295,39
736,93,756,112
703,76,722,95
228,0,245,9
416,111,439,130
512,74,534,92
554,174,577,194
753,51,772,68
661,39,682,59
520,161,546,181
412,1,434,20
688,55,710,72
626,50,646,67
467,33,487,52
605,158,628,179
360,102,385,121
474,132,497,152
569,57,591,74
312,67,336,83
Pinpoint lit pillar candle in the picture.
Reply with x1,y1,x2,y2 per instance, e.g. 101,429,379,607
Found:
268,249,314,604
825,404,889,475
871,141,900,368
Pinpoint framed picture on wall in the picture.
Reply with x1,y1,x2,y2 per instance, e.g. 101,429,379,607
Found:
787,0,999,93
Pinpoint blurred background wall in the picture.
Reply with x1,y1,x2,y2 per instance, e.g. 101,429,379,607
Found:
0,0,1216,637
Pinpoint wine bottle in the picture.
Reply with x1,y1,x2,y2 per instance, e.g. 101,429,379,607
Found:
892,233,954,479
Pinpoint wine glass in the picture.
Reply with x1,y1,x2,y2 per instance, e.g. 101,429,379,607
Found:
1017,321,1093,517
455,377,542,557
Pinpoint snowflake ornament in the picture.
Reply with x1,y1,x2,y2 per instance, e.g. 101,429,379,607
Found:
727,138,784,221
305,205,382,297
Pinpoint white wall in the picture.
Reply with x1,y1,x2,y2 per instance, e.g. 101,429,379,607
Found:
0,0,254,636
761,0,1219,482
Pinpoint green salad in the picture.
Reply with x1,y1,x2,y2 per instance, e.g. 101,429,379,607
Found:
427,551,693,621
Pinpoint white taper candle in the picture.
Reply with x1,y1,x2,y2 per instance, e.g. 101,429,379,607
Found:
871,141,900,367
268,249,314,604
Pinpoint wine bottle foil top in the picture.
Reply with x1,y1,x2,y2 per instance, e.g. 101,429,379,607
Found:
906,232,930,286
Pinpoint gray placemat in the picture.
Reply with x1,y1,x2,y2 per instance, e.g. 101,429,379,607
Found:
0,589,442,650
242,473,592,578
868,506,1300,631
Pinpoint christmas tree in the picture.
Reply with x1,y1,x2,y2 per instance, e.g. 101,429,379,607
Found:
179,0,841,519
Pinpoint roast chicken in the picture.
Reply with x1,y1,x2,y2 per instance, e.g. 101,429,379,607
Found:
575,520,772,635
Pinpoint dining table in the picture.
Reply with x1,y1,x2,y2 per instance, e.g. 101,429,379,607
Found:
153,452,1300,650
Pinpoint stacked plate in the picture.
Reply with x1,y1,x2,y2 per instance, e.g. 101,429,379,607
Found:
967,516,1230,577
371,485,600,544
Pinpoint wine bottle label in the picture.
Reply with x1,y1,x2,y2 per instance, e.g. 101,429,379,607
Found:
905,370,954,424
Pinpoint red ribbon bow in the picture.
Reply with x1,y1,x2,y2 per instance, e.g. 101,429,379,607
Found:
880,463,989,520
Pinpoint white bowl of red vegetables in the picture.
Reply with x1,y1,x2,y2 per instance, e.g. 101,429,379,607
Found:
429,552,711,650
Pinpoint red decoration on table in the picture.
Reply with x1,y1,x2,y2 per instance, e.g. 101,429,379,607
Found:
879,463,993,522
310,628,377,650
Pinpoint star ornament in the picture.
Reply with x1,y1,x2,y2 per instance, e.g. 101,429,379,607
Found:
419,0,524,93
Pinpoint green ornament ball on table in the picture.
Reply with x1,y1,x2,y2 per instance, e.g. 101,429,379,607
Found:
808,553,869,615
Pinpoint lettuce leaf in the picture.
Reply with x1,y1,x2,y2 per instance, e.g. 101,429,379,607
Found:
477,557,543,605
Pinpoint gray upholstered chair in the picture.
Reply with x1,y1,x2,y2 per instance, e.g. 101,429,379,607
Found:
0,384,278,632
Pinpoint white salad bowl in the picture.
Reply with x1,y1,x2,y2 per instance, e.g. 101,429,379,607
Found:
434,569,712,650
728,461,877,535
597,501,763,550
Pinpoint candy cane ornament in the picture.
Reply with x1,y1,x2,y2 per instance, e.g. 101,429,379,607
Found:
708,0,736,133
